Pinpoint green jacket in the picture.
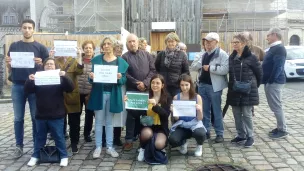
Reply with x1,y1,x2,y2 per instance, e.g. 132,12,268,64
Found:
87,54,129,113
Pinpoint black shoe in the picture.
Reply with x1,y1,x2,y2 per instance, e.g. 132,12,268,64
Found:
269,128,278,135
113,139,123,146
206,133,211,140
231,136,246,144
84,136,92,142
244,137,254,148
214,135,224,143
71,144,79,154
269,130,289,139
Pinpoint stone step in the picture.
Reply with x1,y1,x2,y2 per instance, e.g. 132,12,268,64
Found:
0,98,12,104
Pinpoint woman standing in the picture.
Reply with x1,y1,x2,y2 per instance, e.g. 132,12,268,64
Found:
155,32,190,98
136,74,171,163
87,36,129,158
168,74,206,157
25,58,74,167
227,33,262,148
78,40,95,142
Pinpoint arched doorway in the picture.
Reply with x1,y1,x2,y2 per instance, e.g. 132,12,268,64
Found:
290,35,300,46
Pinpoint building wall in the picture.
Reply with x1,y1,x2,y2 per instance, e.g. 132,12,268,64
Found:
124,0,203,44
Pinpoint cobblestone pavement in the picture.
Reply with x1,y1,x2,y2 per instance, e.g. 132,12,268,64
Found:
0,87,304,171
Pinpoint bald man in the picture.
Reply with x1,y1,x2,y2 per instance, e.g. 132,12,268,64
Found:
122,34,156,150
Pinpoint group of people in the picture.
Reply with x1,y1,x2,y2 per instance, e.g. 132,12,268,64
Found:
5,19,288,167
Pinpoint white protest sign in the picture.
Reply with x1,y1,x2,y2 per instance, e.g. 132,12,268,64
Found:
93,65,118,83
54,40,77,57
10,52,35,68
173,100,196,117
35,69,60,86
121,27,130,55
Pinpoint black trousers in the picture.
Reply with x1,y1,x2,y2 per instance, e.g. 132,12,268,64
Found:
68,112,81,144
80,94,95,137
125,110,145,142
168,127,206,148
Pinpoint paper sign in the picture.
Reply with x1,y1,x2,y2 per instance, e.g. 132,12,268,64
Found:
173,100,196,117
93,65,118,83
54,40,77,57
10,52,35,68
125,92,149,110
35,69,60,86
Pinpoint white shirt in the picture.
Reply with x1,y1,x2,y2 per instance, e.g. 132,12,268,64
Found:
269,41,282,47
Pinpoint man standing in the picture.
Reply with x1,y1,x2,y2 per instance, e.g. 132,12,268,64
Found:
191,32,228,143
122,34,156,150
5,19,49,158
263,28,288,139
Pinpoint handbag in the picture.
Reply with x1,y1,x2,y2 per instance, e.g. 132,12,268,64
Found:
232,59,252,94
140,116,154,126
39,146,60,163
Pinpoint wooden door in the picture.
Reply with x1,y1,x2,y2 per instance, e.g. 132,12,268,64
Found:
150,32,172,52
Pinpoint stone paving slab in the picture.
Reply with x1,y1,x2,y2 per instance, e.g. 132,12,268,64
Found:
0,87,304,171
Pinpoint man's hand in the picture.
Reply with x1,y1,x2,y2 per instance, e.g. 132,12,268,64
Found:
5,56,11,65
49,47,55,58
203,65,209,71
29,74,35,80
34,57,42,65
136,81,145,91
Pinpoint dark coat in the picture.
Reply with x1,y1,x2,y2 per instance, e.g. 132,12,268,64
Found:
155,50,190,88
24,75,74,120
226,46,262,106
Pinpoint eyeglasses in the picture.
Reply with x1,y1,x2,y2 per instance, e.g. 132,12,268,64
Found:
231,41,240,44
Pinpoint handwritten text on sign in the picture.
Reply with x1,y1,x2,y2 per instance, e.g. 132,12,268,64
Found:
125,92,149,110
54,40,77,57
93,65,118,83
173,100,196,117
10,52,35,68
35,69,60,86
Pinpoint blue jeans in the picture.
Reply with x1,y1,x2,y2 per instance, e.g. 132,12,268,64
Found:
32,118,67,159
95,93,114,148
12,83,37,147
198,83,224,136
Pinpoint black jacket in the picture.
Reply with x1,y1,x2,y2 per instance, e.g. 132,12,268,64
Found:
226,46,262,106
24,75,74,120
155,51,190,88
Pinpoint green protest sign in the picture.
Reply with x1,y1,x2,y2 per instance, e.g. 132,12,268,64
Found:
125,92,149,110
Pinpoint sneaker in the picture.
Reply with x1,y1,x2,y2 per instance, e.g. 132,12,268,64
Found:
27,157,38,167
137,148,145,161
84,136,92,142
269,128,278,135
214,135,224,143
231,136,247,144
106,147,119,158
114,139,123,146
269,130,289,139
194,145,203,157
179,142,188,155
244,137,254,148
206,133,211,140
123,142,133,151
13,146,23,159
93,147,101,158
71,144,79,154
59,158,68,167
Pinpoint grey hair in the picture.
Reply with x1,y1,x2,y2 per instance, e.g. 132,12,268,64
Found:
138,37,147,43
178,42,187,49
100,36,117,50
126,33,139,42
165,32,180,44
242,31,253,41
268,27,282,40
114,40,123,50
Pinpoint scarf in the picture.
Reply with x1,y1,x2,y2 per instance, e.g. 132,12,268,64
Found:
164,46,179,68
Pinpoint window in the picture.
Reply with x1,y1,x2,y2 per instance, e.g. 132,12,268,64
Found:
4,16,8,24
10,16,15,24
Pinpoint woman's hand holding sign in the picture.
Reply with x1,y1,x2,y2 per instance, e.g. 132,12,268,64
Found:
117,73,122,80
89,72,94,79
